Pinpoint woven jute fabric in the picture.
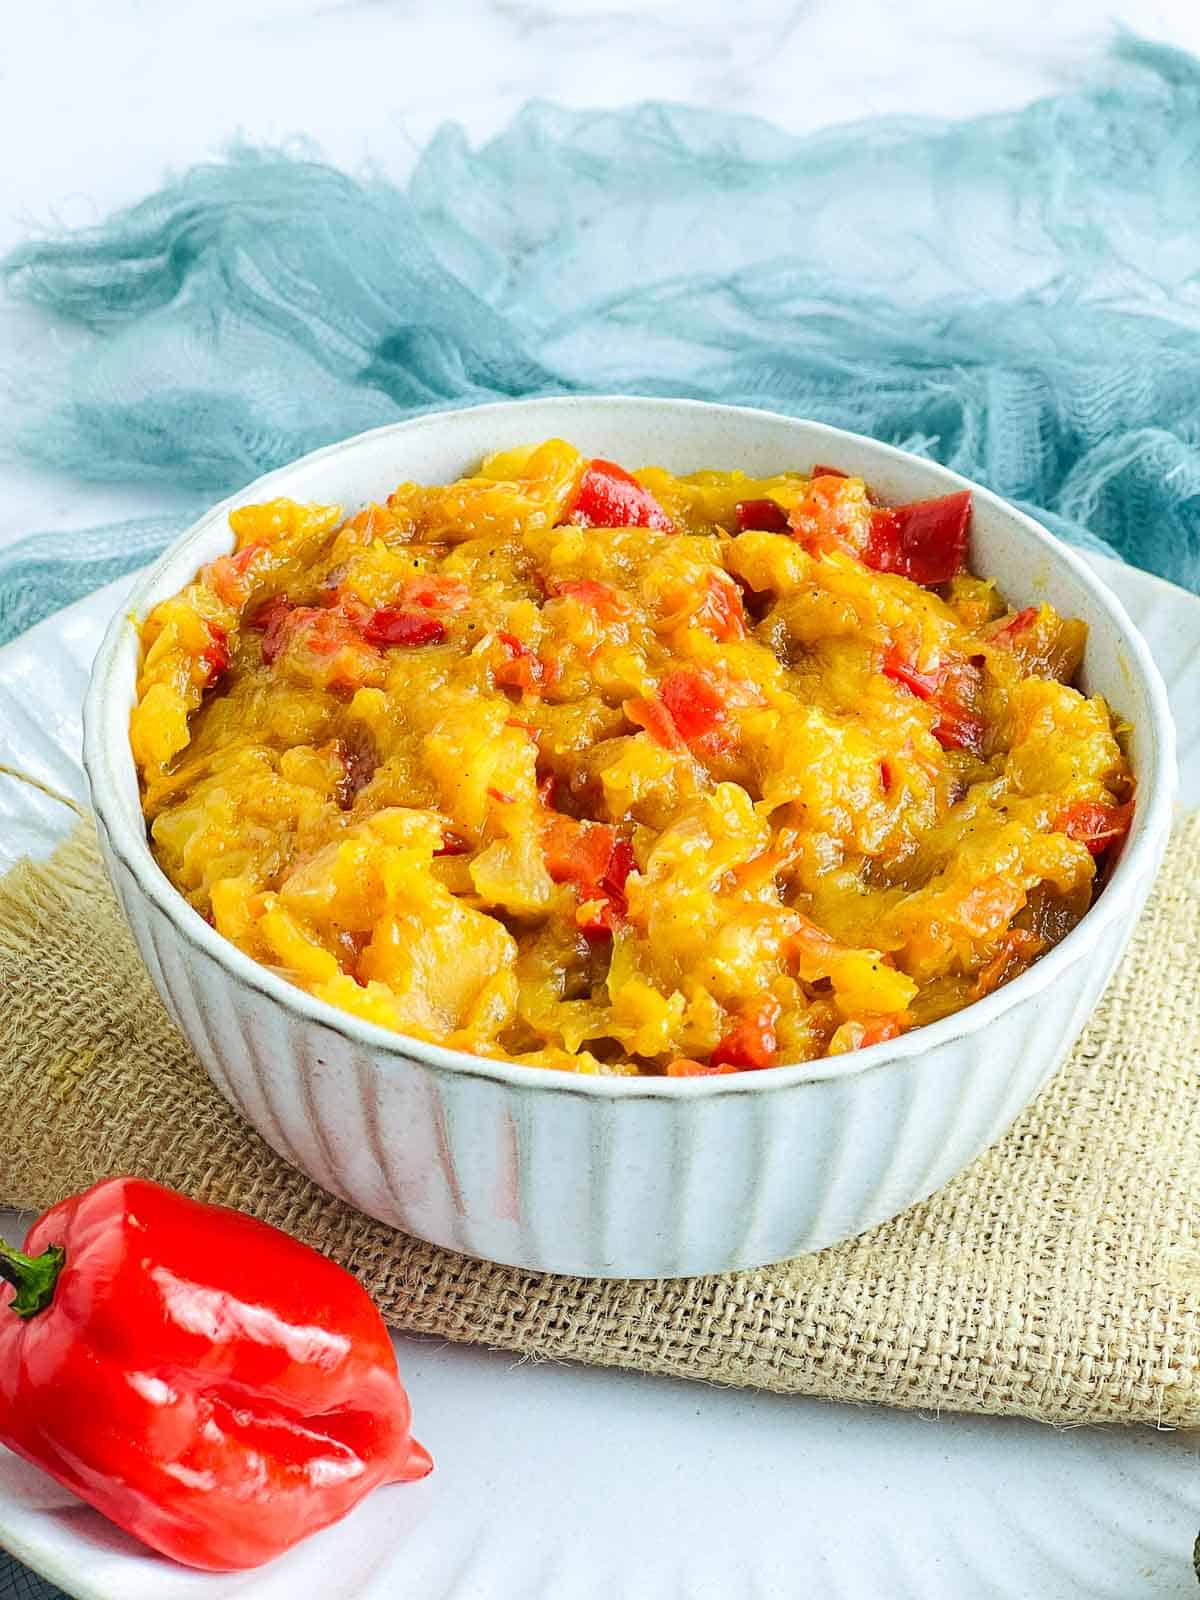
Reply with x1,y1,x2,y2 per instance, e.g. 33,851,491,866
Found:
1,817,1198,1427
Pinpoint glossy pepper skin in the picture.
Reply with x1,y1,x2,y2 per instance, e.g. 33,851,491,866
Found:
0,1177,431,1571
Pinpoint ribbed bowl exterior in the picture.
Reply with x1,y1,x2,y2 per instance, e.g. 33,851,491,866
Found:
83,399,1176,1281
95,813,1145,1278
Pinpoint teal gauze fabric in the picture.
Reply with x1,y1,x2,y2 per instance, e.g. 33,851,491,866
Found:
3,32,1200,645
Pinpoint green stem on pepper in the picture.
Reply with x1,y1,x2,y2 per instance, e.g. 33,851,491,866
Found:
0,1239,65,1319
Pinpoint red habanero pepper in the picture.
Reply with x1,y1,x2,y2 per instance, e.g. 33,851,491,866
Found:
0,1177,431,1572
567,459,675,532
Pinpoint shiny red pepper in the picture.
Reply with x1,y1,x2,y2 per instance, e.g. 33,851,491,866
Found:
0,1178,431,1571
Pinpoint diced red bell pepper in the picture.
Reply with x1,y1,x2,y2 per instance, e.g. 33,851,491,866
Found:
200,621,230,686
549,578,632,620
711,1001,780,1070
695,572,747,641
881,643,940,699
400,575,471,612
854,1015,904,1047
208,543,265,608
1054,799,1134,855
434,829,471,857
882,644,985,755
625,694,686,750
543,817,635,934
362,609,447,648
863,491,972,586
493,631,545,692
627,671,735,759
734,498,789,533
666,1057,737,1077
810,463,848,479
989,606,1038,644
567,459,674,532
659,669,727,744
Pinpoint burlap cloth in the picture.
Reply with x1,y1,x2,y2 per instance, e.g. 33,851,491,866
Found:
2,813,1198,1428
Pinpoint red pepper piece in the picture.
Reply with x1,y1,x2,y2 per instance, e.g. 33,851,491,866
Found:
493,631,545,693
881,643,940,700
208,543,265,608
666,1057,737,1077
625,694,686,750
401,575,470,611
0,1178,430,1572
200,621,230,686
695,572,747,641
932,701,987,755
863,491,971,585
711,1000,781,1070
810,463,848,479
549,577,633,620
543,817,634,934
734,497,789,533
435,828,471,856
626,670,731,756
882,644,986,755
659,668,727,744
989,605,1038,644
567,459,675,532
1054,798,1135,855
362,608,446,648
855,1015,904,1047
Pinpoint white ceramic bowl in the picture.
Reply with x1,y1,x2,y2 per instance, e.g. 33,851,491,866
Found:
82,398,1176,1278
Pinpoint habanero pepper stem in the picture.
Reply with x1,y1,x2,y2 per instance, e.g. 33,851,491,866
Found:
0,1237,64,1318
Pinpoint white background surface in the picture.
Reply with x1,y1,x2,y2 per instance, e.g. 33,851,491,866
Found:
4,3,1200,1595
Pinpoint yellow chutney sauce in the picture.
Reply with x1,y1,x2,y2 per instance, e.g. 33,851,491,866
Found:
131,440,1134,1076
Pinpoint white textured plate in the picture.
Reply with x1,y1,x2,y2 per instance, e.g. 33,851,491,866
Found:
0,556,1198,1599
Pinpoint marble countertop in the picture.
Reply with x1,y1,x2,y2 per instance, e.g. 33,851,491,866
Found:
1,0,1198,559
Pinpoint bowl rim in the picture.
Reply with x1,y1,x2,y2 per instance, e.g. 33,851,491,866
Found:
82,395,1178,1101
